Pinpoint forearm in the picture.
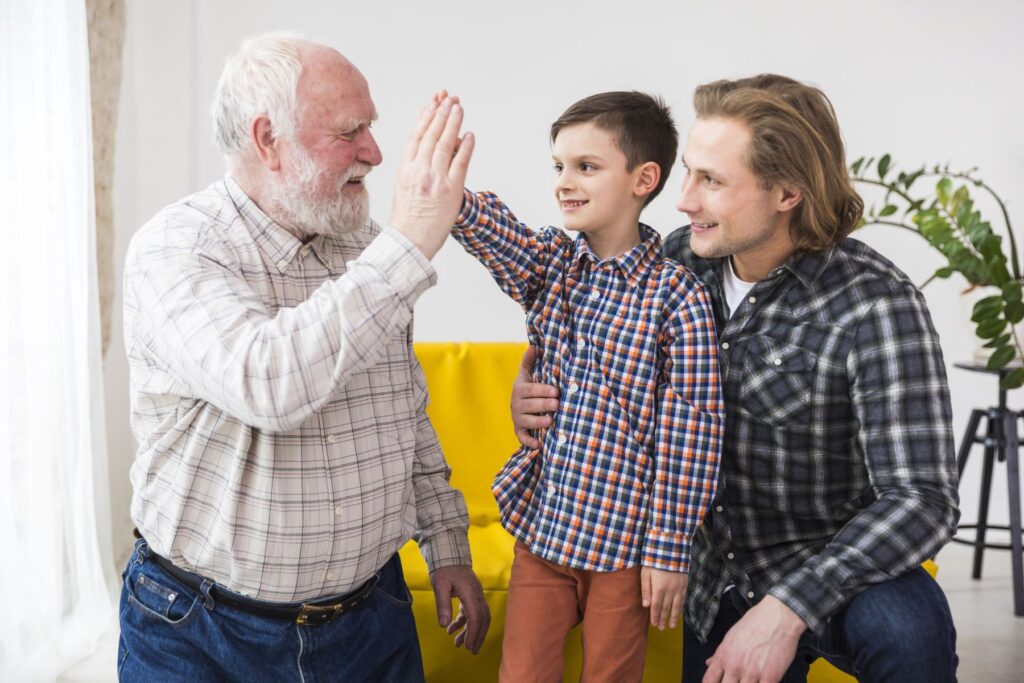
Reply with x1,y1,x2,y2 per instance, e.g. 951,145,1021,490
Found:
452,189,556,307
646,286,724,571
130,227,434,432
409,355,472,570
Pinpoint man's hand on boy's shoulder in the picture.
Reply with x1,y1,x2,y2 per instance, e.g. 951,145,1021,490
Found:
641,566,688,630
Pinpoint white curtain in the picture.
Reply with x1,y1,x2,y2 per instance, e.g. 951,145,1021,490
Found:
0,0,118,680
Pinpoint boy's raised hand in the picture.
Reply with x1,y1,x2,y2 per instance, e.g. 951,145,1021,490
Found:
641,566,687,630
390,95,475,260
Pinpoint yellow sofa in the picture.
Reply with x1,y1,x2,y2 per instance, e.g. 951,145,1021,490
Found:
401,342,936,682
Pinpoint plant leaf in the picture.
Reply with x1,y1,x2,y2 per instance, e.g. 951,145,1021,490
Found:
988,345,1016,370
1001,367,1024,390
977,317,1008,339
936,177,953,207
878,154,891,180
879,204,898,217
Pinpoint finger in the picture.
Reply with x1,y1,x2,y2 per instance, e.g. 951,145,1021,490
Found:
433,576,453,627
513,382,559,402
432,89,448,106
513,410,555,429
448,131,475,186
669,590,684,629
469,601,491,653
641,570,652,608
403,100,439,163
460,594,485,654
515,427,542,449
446,610,467,635
702,660,725,683
455,629,466,648
416,97,454,163
517,345,538,382
651,587,664,628
431,102,465,174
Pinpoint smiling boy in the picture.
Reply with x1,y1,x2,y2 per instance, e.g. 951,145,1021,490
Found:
449,92,724,681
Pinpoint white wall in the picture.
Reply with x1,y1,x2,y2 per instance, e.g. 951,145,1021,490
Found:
107,0,1024,566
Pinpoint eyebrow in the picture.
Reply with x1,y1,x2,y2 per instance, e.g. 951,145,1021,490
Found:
551,153,607,163
331,115,378,133
681,156,714,175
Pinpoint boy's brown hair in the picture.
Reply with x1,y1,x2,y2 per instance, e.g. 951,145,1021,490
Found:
551,91,678,207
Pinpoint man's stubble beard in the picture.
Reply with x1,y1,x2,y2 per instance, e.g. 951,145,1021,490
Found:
271,143,372,239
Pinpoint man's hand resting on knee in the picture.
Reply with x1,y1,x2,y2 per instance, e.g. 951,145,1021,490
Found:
702,595,807,683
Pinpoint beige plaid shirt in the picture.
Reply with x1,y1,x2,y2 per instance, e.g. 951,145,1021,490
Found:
124,177,470,603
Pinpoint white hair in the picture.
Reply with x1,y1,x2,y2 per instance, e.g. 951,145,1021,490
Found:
211,32,309,162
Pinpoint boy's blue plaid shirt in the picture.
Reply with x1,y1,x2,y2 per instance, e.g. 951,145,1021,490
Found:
453,190,723,573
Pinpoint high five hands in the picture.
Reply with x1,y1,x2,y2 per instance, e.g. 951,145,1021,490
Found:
390,92,474,260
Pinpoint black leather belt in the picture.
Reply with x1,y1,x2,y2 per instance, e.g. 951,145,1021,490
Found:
144,543,379,626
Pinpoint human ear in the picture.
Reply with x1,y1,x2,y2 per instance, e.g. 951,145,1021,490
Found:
634,161,661,200
777,183,803,213
252,115,282,171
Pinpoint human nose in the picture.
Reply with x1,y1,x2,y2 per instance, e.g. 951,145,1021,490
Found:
554,168,575,195
358,129,383,166
676,172,699,215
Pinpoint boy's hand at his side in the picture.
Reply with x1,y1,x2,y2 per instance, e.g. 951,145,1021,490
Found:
641,567,687,630
510,346,559,448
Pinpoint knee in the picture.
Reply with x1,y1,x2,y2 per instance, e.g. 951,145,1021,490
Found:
837,569,957,678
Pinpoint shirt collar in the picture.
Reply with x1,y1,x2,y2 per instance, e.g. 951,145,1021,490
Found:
224,176,331,272
569,223,662,287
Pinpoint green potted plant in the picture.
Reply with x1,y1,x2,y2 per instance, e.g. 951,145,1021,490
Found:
851,155,1023,388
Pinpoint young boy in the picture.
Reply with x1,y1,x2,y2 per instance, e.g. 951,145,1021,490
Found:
451,92,723,681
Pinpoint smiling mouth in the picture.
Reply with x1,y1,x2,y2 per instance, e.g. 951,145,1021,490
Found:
692,221,718,231
561,200,588,209
346,175,366,186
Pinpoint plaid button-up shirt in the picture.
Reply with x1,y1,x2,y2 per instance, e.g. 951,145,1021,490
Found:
664,226,960,638
454,191,723,573
123,177,470,602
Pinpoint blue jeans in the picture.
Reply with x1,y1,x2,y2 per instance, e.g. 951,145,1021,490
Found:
118,539,424,682
683,567,958,682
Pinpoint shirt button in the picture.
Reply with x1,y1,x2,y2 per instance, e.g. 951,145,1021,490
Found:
547,483,556,497
568,383,579,394
335,506,343,517
277,259,288,270
726,552,735,560
748,296,757,304
590,289,599,299
747,591,755,599
557,432,568,445
773,358,782,366
327,571,336,581
721,342,730,350
300,245,312,257
326,434,339,444
576,339,586,350
715,505,724,513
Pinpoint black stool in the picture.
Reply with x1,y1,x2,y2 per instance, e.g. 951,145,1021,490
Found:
951,362,1024,616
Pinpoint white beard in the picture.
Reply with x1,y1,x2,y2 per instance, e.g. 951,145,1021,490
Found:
270,144,371,239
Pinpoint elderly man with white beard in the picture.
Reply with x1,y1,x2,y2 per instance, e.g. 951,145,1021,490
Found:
117,33,488,682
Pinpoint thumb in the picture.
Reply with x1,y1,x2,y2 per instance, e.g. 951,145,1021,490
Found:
434,575,453,627
517,345,539,383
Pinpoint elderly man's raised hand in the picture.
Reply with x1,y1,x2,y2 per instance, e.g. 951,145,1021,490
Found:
390,96,475,260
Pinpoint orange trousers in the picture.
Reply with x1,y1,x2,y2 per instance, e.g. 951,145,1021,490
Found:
499,542,649,683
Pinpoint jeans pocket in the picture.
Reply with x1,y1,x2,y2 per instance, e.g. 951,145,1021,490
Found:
374,578,413,608
125,565,201,628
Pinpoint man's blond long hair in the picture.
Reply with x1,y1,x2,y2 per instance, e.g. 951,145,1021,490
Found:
694,74,864,253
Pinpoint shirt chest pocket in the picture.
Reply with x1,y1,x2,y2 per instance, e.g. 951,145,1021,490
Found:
738,337,816,426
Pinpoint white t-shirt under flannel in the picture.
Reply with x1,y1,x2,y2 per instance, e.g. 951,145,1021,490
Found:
123,177,470,603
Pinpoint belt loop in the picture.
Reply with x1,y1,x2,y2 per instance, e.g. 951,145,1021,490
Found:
199,578,216,611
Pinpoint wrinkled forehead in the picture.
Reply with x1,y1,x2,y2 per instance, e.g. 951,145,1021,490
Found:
295,49,377,129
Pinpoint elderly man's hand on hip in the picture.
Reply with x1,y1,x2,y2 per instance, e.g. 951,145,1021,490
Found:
429,564,491,654
390,95,475,260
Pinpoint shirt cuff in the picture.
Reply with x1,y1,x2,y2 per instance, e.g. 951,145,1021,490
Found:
642,529,691,573
454,188,481,229
421,529,473,572
767,565,843,635
363,227,438,307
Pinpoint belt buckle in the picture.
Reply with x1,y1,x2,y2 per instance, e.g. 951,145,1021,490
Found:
296,601,344,626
